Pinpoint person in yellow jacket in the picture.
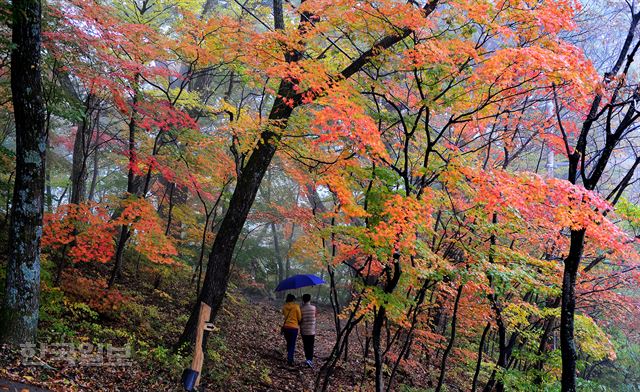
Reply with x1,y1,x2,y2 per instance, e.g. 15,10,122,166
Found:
281,294,302,366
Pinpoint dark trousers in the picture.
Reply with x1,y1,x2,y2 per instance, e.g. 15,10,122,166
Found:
283,328,298,364
301,334,315,361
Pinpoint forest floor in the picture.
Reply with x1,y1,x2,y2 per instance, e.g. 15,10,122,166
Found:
0,295,367,391
0,260,377,391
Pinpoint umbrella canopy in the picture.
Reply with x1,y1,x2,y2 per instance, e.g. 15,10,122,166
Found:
275,274,326,292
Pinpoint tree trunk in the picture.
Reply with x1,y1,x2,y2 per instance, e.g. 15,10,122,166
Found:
472,322,491,391
271,222,285,298
484,298,517,392
372,306,386,392
1,0,46,345
109,78,140,287
371,258,402,392
69,96,94,204
45,134,52,212
193,211,212,294
1,172,14,230
560,229,585,392
109,225,130,287
435,285,463,392
163,182,175,236
176,0,305,347
88,144,99,201
534,297,559,384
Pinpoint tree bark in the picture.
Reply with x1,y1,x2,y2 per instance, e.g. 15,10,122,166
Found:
435,285,463,392
472,322,491,391
176,0,304,346
69,125,88,204
1,0,46,344
69,95,95,204
372,305,387,392
88,144,99,201
560,229,585,392
45,134,52,212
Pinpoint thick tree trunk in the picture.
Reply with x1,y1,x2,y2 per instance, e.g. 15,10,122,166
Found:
554,12,640,387
1,0,46,344
177,79,296,346
560,229,585,392
177,0,304,348
69,127,88,204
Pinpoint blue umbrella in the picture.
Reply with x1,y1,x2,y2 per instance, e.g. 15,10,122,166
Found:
275,274,326,292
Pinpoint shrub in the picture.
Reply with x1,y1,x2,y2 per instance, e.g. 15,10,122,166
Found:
60,271,126,317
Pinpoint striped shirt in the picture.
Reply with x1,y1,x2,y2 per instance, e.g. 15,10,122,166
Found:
300,303,317,335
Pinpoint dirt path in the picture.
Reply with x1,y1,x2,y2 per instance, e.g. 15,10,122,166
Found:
206,296,362,391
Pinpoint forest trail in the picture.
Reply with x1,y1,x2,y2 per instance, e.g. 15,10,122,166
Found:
208,295,362,391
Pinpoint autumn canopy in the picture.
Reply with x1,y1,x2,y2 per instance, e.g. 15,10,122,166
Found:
1,0,640,391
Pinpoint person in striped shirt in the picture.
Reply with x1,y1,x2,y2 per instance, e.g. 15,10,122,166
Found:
300,293,317,367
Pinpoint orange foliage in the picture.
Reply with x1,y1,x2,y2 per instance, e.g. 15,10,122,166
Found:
42,200,177,265
61,271,126,316
43,203,116,264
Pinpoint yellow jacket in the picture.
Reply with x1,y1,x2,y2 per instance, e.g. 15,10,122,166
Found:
282,302,302,329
